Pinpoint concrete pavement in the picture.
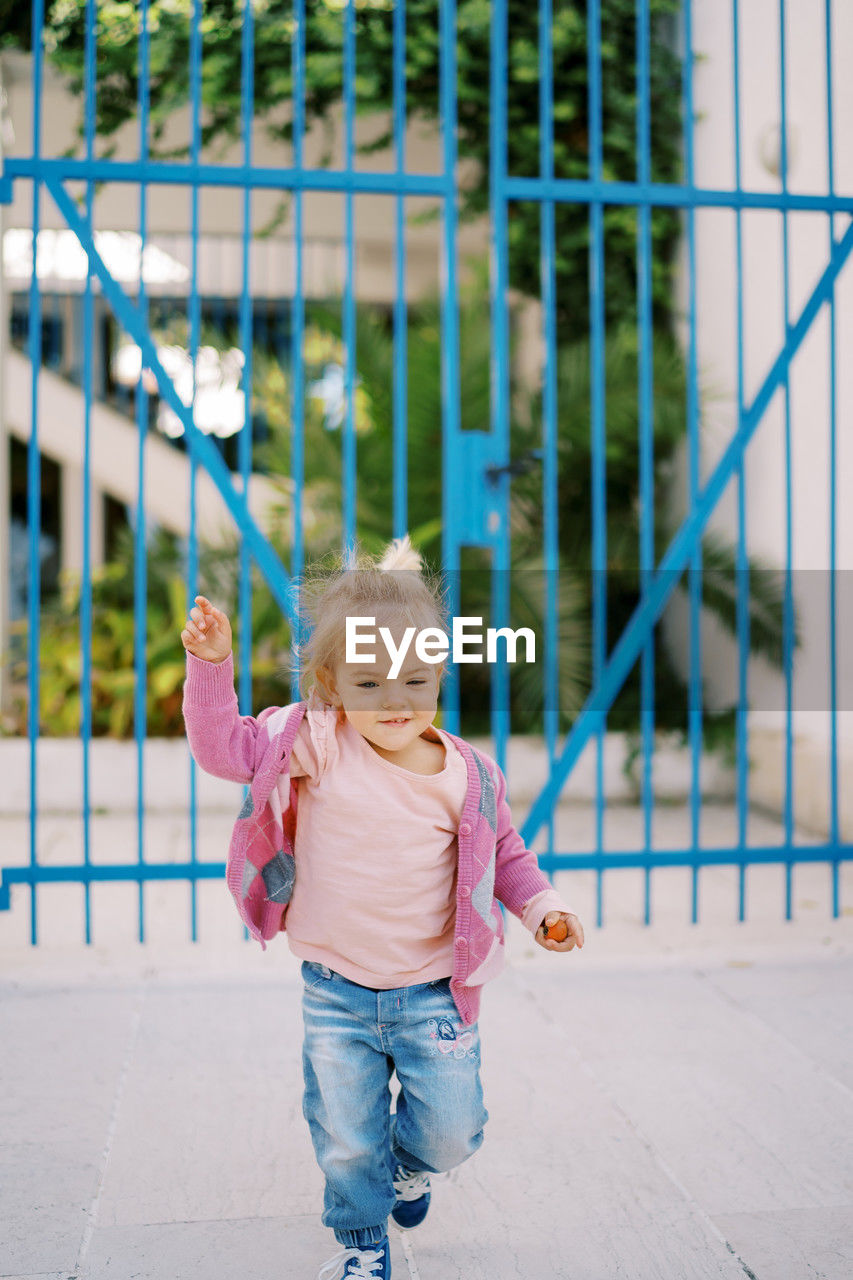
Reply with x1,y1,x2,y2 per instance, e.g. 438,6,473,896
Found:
1,804,852,1280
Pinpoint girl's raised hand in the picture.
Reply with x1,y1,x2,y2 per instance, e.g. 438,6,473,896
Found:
535,911,584,953
180,595,232,665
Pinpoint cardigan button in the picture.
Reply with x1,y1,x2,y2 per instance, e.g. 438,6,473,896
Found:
459,822,472,836
455,936,468,948
458,885,471,899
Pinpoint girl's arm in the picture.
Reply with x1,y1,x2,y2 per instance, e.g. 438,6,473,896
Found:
181,597,296,784
481,754,583,951
489,758,572,921
182,649,291,784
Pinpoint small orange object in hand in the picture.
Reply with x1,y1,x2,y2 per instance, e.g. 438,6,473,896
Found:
542,917,568,942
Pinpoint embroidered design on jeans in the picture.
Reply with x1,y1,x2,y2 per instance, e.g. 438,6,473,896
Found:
427,1017,476,1059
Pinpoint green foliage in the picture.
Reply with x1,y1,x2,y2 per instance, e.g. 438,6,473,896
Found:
18,0,685,338
250,281,493,561
1,283,793,743
0,0,31,48
510,325,794,737
3,527,190,737
0,521,306,737
249,263,592,733
0,2,793,756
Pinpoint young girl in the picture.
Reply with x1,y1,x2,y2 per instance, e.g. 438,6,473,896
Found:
181,535,584,1280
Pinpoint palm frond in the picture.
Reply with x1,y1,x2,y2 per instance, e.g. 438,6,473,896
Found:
683,531,798,666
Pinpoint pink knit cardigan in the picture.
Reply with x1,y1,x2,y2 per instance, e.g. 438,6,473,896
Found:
182,651,556,1026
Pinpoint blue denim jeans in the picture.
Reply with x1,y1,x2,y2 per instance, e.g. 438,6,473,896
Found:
300,960,489,1248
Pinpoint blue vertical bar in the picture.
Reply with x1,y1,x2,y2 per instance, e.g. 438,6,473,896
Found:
342,0,357,560
490,0,510,773
290,0,306,704
539,0,559,870
825,0,840,914
636,0,655,925
27,0,45,946
683,0,703,923
588,0,606,926
440,0,461,736
80,0,96,944
186,0,202,942
135,0,151,944
779,0,794,918
239,0,255,735
732,0,750,922
392,0,408,541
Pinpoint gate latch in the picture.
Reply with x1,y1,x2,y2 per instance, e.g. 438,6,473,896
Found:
484,448,543,483
454,435,543,547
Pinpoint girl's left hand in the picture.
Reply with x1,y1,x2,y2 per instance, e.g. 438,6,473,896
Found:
535,911,585,953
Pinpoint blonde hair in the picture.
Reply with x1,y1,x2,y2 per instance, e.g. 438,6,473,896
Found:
291,535,450,705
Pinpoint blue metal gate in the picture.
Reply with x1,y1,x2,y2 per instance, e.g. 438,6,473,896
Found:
1,0,850,942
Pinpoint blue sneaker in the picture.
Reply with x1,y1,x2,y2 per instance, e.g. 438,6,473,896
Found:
390,1163,431,1230
317,1237,391,1280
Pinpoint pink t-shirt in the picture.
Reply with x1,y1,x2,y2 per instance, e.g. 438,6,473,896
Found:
278,689,469,988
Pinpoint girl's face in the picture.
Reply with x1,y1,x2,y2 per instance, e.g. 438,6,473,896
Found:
320,615,443,761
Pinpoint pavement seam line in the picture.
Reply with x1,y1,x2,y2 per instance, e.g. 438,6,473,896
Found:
398,1230,421,1280
70,980,148,1278
507,964,761,1280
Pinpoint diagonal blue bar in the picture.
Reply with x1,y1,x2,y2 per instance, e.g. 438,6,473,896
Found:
521,215,853,848
43,174,296,625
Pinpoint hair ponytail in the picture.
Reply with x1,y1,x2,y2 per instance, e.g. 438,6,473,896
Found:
378,533,423,573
